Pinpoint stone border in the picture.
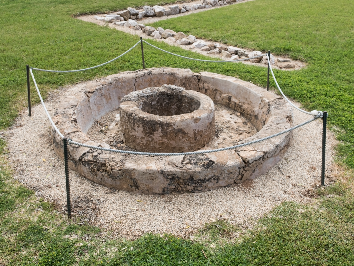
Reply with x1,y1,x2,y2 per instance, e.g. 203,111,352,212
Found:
52,68,292,194
84,0,304,70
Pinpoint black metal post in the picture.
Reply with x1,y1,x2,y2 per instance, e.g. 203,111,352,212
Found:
267,50,270,91
26,65,31,116
140,37,145,69
63,138,72,219
321,111,328,186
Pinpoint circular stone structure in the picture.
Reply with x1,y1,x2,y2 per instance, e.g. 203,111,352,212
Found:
52,68,293,194
120,84,215,152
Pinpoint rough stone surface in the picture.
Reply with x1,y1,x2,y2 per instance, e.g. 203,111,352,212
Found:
153,6,165,17
161,29,176,38
249,51,263,63
117,10,130,21
192,40,207,48
177,38,192,45
152,31,162,39
167,5,180,15
138,11,146,19
127,7,139,16
51,68,292,194
126,19,138,27
221,50,232,58
143,26,156,36
143,6,155,17
120,84,215,153
175,32,187,40
187,35,197,43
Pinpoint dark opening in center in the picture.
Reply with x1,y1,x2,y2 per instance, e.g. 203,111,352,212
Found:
141,92,200,116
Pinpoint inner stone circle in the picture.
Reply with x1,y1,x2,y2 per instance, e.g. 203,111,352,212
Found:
119,84,215,152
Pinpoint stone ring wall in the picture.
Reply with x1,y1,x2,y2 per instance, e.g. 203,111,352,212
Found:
52,68,292,194
120,85,215,153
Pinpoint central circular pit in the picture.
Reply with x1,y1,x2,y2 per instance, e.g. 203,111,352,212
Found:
51,68,293,194
120,85,215,153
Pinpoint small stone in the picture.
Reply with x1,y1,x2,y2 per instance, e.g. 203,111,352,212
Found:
177,38,192,45
138,11,146,19
201,46,211,51
208,48,221,54
175,32,186,40
219,44,228,51
227,46,237,54
95,16,105,21
143,26,156,36
143,6,155,17
117,10,130,20
166,37,176,43
236,49,247,57
134,25,141,31
192,40,207,48
161,29,176,38
138,24,145,29
157,27,164,34
187,35,196,43
180,7,186,13
249,51,263,63
153,6,165,17
167,5,180,15
278,63,296,69
231,55,239,60
105,15,121,21
127,19,138,27
127,7,139,16
277,58,291,62
114,21,126,26
221,51,232,58
185,5,196,11
208,43,216,49
152,31,162,39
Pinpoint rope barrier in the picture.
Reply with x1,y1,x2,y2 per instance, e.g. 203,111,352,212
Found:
267,54,322,117
29,69,64,139
27,40,323,158
68,116,319,156
143,40,265,63
31,41,141,73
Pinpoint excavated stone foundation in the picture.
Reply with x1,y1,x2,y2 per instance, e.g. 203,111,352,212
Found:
52,68,292,194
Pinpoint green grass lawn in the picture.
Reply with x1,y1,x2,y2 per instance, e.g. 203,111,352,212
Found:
1,0,354,264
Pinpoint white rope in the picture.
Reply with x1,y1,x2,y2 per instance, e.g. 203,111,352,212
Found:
31,41,141,73
267,54,322,117
68,116,319,156
30,69,64,139
143,40,265,63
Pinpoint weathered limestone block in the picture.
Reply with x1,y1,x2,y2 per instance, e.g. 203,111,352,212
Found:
117,10,130,20
143,6,155,17
127,7,139,16
153,5,165,17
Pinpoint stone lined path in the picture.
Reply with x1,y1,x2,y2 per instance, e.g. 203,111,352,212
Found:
78,0,306,70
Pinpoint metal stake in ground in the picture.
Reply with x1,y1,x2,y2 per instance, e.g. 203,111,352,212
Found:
140,37,145,69
321,111,328,186
63,138,72,219
26,65,31,116
267,51,270,91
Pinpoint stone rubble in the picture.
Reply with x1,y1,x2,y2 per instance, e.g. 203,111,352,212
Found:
90,0,303,70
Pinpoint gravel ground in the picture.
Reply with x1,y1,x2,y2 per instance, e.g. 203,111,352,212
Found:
3,80,337,239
